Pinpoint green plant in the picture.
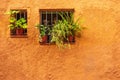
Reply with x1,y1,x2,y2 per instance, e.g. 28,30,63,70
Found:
6,10,27,35
36,24,51,42
9,17,16,23
6,10,27,29
15,18,27,29
51,20,69,48
5,10,19,16
51,12,84,48
35,24,48,37
59,12,83,37
6,10,19,30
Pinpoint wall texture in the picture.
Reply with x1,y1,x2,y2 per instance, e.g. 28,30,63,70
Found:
0,0,120,80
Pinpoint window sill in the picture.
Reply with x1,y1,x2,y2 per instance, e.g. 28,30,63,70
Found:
10,34,28,38
39,41,75,45
39,41,55,45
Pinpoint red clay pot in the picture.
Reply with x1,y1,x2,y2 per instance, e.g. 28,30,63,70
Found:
68,36,74,42
16,28,24,35
42,35,48,43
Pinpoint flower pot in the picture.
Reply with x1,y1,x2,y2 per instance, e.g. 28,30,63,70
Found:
68,36,75,42
41,35,48,43
16,28,24,35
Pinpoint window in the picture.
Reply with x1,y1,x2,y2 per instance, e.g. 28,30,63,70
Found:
10,10,27,37
40,11,72,27
39,9,74,44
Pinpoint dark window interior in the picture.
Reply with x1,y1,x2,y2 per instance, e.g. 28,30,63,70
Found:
40,11,72,27
40,11,72,26
15,10,27,22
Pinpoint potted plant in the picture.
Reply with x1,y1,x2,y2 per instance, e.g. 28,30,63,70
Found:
6,10,27,35
51,12,84,48
15,18,27,35
35,24,49,43
59,12,83,42
67,17,82,42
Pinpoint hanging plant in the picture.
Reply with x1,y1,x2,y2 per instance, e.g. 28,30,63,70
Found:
51,12,85,48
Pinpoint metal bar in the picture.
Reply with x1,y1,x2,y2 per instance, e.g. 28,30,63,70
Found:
24,11,25,18
15,13,17,20
46,11,47,25
20,11,21,18
40,11,42,24
51,12,53,26
26,11,27,22
56,11,58,21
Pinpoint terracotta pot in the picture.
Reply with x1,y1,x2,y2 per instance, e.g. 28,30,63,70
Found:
68,36,75,42
42,35,48,43
16,28,24,35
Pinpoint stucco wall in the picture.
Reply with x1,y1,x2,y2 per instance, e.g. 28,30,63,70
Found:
0,0,120,80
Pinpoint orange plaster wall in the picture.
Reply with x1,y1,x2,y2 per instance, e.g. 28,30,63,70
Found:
0,0,120,80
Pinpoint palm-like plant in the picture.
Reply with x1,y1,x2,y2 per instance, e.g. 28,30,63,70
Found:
51,12,84,48
59,12,83,37
51,20,69,48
